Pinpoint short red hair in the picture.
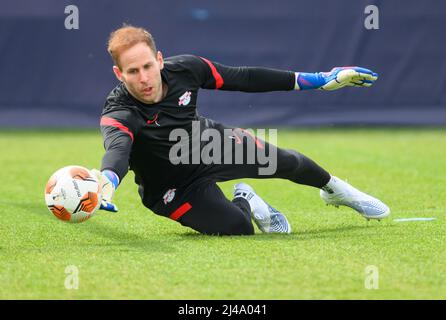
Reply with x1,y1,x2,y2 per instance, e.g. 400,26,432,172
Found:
107,25,157,69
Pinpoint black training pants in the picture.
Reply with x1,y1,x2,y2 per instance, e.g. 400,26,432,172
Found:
149,122,331,235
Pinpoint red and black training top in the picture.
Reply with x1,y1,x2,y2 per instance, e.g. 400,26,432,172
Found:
100,54,295,208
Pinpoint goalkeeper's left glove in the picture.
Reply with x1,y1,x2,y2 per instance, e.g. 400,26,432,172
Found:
295,66,378,91
90,169,119,212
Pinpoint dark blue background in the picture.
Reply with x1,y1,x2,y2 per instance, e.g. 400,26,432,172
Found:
1,0,445,127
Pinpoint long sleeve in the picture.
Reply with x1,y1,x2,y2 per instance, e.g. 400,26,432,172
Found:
180,55,296,92
100,109,139,181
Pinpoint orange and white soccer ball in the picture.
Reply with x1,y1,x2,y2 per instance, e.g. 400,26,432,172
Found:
44,166,102,223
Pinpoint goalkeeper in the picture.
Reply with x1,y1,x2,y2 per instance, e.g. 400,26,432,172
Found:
93,25,389,235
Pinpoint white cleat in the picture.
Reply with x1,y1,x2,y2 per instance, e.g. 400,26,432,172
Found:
320,176,390,220
234,183,291,234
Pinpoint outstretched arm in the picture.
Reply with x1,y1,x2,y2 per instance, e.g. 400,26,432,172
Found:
191,55,378,92
92,111,137,212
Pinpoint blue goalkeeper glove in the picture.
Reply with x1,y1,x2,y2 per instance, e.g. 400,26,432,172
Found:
91,169,119,212
295,66,378,91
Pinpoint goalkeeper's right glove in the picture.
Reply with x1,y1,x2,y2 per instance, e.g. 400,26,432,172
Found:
91,169,119,212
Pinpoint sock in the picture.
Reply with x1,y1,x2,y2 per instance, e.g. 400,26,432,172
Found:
321,176,337,194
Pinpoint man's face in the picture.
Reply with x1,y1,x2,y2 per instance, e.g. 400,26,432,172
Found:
113,42,164,104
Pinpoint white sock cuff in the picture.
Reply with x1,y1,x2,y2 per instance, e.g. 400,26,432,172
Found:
322,175,337,193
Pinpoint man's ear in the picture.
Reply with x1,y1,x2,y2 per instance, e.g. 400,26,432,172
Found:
157,51,164,70
113,66,123,81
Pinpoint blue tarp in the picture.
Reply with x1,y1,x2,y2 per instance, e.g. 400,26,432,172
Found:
1,0,445,127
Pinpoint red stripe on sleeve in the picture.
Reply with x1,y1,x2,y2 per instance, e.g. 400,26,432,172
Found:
199,57,224,89
169,202,192,221
100,117,134,142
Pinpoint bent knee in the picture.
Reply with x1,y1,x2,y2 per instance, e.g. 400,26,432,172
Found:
202,215,254,236
222,213,254,235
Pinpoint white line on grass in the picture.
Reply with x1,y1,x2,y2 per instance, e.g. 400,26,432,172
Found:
393,218,437,222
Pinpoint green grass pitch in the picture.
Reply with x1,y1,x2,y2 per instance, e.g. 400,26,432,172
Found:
0,128,445,299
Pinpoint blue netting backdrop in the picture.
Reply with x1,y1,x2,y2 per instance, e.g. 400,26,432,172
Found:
0,0,445,127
